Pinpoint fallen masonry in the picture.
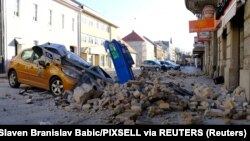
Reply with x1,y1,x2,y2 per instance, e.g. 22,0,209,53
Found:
60,70,250,125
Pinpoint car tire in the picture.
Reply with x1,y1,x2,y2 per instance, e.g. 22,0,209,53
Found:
8,70,20,88
155,67,160,71
50,77,64,96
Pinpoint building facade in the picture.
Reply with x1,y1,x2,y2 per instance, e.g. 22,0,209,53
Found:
0,0,4,73
185,0,250,101
80,6,118,68
0,0,81,73
120,39,137,68
122,31,155,67
143,36,164,60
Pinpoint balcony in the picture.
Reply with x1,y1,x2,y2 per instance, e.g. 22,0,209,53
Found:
185,0,219,14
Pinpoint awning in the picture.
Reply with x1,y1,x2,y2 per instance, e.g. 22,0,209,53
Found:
14,38,26,45
193,47,205,54
217,26,223,38
222,0,237,28
222,0,245,28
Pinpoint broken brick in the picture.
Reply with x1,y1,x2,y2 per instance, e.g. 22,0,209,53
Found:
159,103,170,110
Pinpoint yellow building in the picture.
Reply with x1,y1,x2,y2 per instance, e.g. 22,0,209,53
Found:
80,6,118,68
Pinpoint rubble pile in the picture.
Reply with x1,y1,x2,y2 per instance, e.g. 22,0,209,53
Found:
62,70,250,125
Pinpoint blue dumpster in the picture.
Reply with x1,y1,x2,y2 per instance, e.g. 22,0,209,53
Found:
104,39,135,84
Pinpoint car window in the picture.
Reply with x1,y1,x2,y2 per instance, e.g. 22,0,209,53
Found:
148,61,153,65
21,50,33,61
45,48,60,55
32,53,40,64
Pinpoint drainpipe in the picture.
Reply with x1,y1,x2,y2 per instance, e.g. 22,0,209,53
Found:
1,0,6,73
77,7,82,56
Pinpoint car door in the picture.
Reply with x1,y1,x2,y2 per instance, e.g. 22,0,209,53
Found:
16,49,34,84
28,51,51,89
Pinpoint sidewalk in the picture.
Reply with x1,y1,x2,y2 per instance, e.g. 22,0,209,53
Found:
0,73,7,78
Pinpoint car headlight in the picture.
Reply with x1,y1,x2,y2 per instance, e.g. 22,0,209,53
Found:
62,67,80,79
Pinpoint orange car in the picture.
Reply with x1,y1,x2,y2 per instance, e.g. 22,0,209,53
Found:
8,43,113,96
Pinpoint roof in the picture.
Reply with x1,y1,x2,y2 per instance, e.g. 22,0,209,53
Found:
35,42,68,57
154,41,170,50
122,31,145,42
143,36,156,45
119,39,137,54
69,0,119,28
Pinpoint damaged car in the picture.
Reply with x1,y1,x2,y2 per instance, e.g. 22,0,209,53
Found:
8,43,113,96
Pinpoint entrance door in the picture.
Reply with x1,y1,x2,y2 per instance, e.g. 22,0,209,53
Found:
0,55,4,73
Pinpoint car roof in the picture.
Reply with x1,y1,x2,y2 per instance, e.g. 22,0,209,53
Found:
34,42,68,57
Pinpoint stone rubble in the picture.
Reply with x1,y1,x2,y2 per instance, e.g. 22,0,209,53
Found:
62,70,250,125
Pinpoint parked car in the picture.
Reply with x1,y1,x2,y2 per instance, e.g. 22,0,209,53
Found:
140,60,168,71
162,60,181,70
159,61,172,70
8,43,113,96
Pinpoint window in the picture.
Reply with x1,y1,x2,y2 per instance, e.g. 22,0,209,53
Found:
70,46,75,53
100,39,105,45
81,34,88,43
101,55,105,66
96,21,99,29
89,18,93,26
13,0,20,17
95,38,98,45
49,9,52,25
89,36,94,44
72,18,75,31
61,14,65,29
83,17,88,24
33,4,38,21
21,50,33,61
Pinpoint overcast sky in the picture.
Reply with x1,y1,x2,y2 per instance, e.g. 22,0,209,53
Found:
77,0,197,52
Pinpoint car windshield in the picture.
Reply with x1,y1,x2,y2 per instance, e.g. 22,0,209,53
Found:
65,51,91,67
155,61,161,65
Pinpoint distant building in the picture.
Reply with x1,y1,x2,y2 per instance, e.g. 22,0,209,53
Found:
119,39,137,68
143,36,164,60
154,41,170,60
122,31,155,66
80,5,119,68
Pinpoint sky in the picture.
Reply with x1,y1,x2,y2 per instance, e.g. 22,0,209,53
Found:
77,0,197,52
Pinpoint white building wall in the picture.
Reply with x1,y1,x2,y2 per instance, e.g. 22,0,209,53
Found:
125,41,155,67
144,40,155,61
4,0,79,66
126,41,144,67
169,45,176,62
131,53,136,67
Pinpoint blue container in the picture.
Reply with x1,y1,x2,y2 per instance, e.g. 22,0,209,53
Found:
104,40,135,84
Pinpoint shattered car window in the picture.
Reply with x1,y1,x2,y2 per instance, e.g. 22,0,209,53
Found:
65,51,91,67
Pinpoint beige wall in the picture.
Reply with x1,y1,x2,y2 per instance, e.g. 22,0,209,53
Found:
240,0,250,102
126,41,145,67
80,11,118,68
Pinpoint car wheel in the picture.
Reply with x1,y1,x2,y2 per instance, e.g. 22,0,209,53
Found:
50,77,64,96
155,67,160,71
140,66,145,70
8,70,20,88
